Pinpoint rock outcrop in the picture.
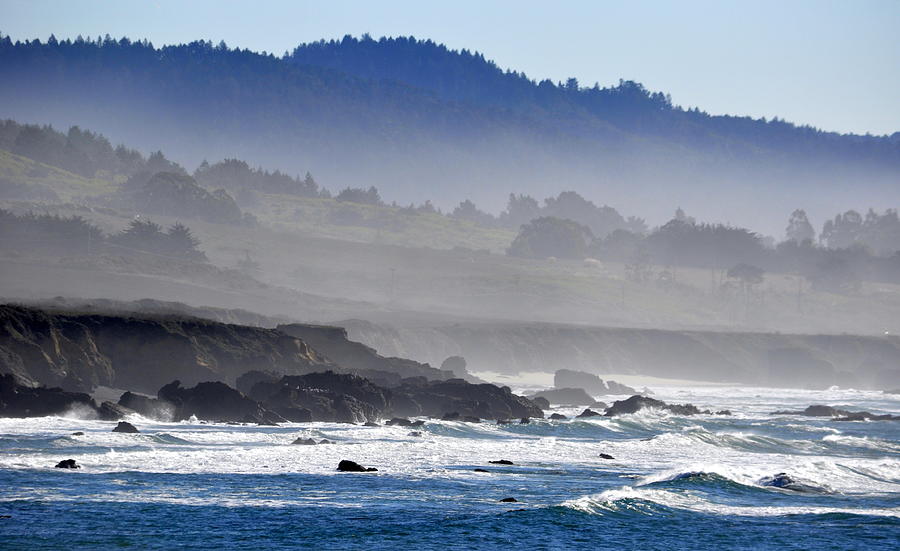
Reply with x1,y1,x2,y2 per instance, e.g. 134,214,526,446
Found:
553,369,637,395
528,387,596,406
771,404,899,421
604,395,719,417
112,421,139,433
337,460,377,472
0,304,332,393
0,373,125,419
118,391,173,421
247,371,388,424
158,380,286,424
55,459,80,469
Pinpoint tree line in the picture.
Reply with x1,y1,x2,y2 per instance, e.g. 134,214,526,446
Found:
0,209,206,261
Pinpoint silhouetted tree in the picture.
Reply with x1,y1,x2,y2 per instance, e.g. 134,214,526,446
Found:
785,209,815,244
507,216,593,259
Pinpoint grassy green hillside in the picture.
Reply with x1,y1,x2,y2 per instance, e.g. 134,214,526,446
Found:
0,149,120,201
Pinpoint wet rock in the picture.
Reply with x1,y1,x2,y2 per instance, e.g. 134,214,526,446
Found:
463,416,481,423
554,369,638,396
112,421,139,433
499,497,518,503
71,432,84,436
319,439,333,444
497,418,513,425
159,380,286,424
410,420,425,427
549,413,568,420
532,396,551,410
292,437,317,445
577,408,602,418
250,372,386,424
598,453,615,460
771,404,899,421
519,417,530,424
118,392,174,421
408,431,423,437
441,412,460,421
386,417,413,426
97,401,130,421
488,459,514,465
393,378,543,421
337,460,377,472
529,387,595,406
604,395,709,416
364,421,380,427
54,459,80,469
761,472,796,488
0,374,101,418
473,468,489,473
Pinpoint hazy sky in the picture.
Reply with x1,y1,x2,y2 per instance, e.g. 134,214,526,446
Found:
2,0,898,135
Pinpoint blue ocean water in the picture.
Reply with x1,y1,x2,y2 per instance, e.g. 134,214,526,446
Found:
1,386,898,550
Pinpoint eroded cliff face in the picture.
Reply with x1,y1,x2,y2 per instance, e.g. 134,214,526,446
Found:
0,305,332,393
341,320,900,390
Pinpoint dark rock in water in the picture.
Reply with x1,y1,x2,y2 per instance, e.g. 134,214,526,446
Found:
761,473,796,488
97,401,130,421
249,371,386,424
112,421,139,433
408,431,423,437
292,437,317,445
519,417,530,424
496,418,513,425
364,421,379,427
442,412,460,421
55,459,80,469
118,392,173,421
499,497,518,503
554,369,638,396
488,459,514,465
532,396,551,410
604,395,711,416
463,416,481,423
715,410,733,416
598,453,615,460
71,432,85,436
473,468,489,473
159,380,286,424
392,378,544,421
319,439,333,444
549,413,568,420
529,387,596,406
235,370,281,395
771,404,900,421
410,420,425,427
577,408,601,418
386,417,413,426
337,460,377,472
0,374,104,418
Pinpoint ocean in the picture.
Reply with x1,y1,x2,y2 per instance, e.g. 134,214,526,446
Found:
1,386,898,550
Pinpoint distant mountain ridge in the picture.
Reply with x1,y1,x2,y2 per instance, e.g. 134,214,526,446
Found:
0,33,896,232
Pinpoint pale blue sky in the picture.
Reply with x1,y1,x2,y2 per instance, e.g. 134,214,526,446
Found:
2,0,898,135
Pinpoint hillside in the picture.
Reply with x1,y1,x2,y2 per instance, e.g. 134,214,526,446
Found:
0,35,896,232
